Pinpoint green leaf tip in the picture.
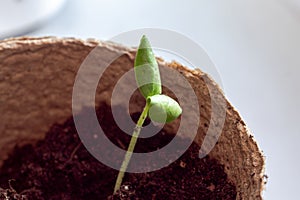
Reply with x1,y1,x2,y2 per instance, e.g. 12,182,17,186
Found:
134,35,162,98
139,35,151,49
147,94,182,123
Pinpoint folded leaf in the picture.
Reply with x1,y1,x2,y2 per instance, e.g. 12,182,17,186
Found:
147,94,182,123
134,35,162,98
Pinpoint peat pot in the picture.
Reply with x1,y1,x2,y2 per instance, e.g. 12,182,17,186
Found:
0,37,265,199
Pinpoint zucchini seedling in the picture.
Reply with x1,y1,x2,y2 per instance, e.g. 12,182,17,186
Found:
113,35,182,193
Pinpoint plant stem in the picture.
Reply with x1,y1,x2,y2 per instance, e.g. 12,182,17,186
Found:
113,102,150,194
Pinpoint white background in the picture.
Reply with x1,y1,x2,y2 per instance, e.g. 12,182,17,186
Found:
2,0,300,199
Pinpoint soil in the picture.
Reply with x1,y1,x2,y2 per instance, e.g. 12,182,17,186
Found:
0,103,236,200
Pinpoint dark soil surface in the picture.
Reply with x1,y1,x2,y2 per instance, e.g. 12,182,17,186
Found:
0,103,236,200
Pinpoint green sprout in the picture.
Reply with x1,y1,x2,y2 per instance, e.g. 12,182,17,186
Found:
113,35,182,193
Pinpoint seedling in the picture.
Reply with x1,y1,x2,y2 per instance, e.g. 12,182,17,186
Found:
113,35,182,193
